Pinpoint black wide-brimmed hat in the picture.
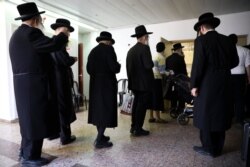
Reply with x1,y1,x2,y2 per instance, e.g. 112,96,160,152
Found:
96,31,115,44
51,19,74,32
156,42,165,52
15,2,45,21
194,12,220,31
172,43,184,51
131,25,153,38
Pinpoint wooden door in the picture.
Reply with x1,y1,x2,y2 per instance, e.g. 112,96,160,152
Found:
161,37,173,57
237,35,247,46
78,43,83,96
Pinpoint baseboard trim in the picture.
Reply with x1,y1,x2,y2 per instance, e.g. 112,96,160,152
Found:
0,118,19,123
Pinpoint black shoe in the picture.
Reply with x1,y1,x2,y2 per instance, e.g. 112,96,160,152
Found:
21,157,50,166
102,135,110,142
130,128,135,134
61,135,76,145
132,129,150,137
48,134,60,140
193,146,215,157
95,141,113,149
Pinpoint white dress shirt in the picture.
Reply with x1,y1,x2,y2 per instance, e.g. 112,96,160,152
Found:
231,45,250,74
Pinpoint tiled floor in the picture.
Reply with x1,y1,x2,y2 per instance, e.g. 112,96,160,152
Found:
0,108,246,167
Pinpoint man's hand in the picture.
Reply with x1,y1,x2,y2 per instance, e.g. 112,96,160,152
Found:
55,27,70,37
74,57,78,62
191,88,198,97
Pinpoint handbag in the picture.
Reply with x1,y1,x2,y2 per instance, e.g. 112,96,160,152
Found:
120,92,134,115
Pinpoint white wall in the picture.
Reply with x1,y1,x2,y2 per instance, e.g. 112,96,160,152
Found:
0,1,79,121
0,1,18,121
80,11,250,99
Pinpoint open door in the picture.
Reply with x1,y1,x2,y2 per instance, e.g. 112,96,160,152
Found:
161,37,173,57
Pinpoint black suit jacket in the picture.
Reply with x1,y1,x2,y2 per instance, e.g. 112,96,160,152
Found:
190,31,239,131
126,42,154,92
165,53,187,75
9,24,68,140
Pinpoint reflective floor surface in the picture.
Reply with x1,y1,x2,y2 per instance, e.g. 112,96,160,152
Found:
0,108,245,167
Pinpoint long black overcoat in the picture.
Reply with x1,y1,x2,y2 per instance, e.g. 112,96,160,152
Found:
51,49,77,125
87,43,120,127
9,24,68,140
191,31,239,131
126,42,154,92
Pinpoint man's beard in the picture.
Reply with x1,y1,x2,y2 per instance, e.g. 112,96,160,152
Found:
144,40,149,45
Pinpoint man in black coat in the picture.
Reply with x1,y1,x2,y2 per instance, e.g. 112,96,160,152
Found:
50,19,77,145
228,34,250,125
126,25,154,136
9,3,68,166
191,12,239,157
87,31,121,149
165,43,187,113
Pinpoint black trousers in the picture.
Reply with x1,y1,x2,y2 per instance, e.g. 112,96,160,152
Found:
231,74,246,123
171,99,185,109
60,124,71,141
21,138,43,160
199,130,225,155
245,85,250,118
131,90,151,131
96,126,106,142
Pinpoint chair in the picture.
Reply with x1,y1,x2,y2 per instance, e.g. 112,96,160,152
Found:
117,79,128,106
72,81,87,112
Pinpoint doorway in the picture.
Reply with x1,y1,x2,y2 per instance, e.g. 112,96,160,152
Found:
161,38,194,76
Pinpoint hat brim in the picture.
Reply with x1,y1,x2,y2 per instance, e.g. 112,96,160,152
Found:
172,46,184,50
15,11,45,21
194,17,220,31
96,37,115,44
131,32,153,38
51,23,74,32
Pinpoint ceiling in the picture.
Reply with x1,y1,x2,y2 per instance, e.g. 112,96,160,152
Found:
14,0,250,33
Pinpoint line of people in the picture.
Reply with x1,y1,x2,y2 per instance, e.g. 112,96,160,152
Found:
9,3,77,166
9,2,250,166
87,12,250,160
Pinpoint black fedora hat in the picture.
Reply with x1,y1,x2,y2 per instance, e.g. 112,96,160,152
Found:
96,31,115,44
15,2,45,21
51,18,74,32
194,12,220,31
172,43,184,51
131,25,153,38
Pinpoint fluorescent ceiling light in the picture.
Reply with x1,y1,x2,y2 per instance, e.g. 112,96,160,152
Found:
44,9,97,31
